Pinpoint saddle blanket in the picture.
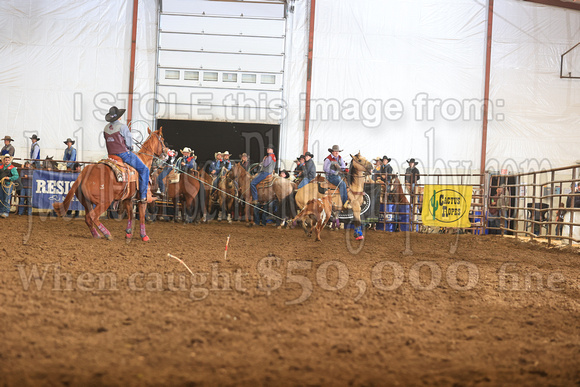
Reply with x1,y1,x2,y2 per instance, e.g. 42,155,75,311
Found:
99,156,138,187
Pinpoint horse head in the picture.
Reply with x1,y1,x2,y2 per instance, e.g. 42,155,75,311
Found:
43,156,56,170
145,126,167,158
350,152,373,174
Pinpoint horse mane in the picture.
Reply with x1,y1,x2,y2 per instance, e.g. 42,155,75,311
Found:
346,160,354,185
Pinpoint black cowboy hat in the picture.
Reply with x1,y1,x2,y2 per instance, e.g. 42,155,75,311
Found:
328,145,342,153
382,155,391,162
407,158,419,165
1,136,14,142
297,154,305,160
64,138,75,145
105,106,126,122
304,151,314,158
266,144,275,149
30,134,40,141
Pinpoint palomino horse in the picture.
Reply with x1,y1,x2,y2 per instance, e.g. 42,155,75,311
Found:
53,128,166,241
150,167,203,223
294,153,373,240
227,162,296,225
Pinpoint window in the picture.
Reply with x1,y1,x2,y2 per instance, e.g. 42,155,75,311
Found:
261,74,276,84
165,70,180,80
203,72,218,81
242,74,257,84
184,71,199,81
223,73,238,83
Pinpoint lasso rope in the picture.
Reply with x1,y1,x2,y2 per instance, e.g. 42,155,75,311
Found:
1,178,14,207
133,141,286,222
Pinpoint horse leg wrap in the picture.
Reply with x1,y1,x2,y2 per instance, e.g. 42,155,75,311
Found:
98,224,111,238
354,225,364,241
140,224,148,241
126,220,133,236
90,227,100,238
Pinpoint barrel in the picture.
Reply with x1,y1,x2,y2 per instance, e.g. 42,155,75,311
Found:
377,203,397,232
397,204,409,231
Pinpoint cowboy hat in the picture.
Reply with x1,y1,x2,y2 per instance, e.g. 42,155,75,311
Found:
373,157,382,163
407,158,419,165
1,154,13,161
181,147,193,154
382,155,391,162
64,138,75,145
105,106,126,122
1,136,14,142
222,151,230,156
30,134,40,141
239,152,248,158
214,151,222,158
266,144,275,150
328,145,342,153
304,152,314,158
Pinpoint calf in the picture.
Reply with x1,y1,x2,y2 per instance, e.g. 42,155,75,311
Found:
291,195,334,242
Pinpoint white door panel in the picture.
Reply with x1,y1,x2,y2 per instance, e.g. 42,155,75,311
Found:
163,0,285,18
159,33,284,56
160,14,285,37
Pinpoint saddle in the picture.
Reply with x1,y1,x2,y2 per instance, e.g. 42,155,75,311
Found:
256,174,276,189
317,180,338,195
167,170,180,184
99,155,139,188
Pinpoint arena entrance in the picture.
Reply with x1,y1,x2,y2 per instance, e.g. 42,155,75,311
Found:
157,120,280,169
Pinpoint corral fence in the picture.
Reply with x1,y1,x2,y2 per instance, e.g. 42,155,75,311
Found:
373,165,580,246
8,156,580,246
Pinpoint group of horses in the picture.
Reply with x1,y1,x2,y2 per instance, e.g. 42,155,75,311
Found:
51,127,401,242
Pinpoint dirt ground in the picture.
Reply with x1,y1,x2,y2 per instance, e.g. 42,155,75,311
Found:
1,215,580,386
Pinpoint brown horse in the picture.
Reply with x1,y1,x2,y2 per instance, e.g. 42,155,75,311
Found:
53,128,166,241
227,162,296,225
386,177,410,205
218,174,238,223
150,167,203,223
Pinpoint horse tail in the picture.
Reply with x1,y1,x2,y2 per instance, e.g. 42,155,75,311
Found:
53,169,83,217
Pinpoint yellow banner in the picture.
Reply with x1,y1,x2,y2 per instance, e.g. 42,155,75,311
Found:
421,185,473,228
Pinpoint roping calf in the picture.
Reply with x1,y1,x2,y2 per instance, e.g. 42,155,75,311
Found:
291,195,335,242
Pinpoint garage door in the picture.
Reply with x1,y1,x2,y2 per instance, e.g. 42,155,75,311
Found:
156,0,287,125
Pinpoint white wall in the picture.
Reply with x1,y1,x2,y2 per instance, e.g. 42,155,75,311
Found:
1,0,579,174
0,0,157,162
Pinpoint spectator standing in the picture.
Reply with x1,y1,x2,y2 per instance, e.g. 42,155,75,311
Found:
1,136,15,156
63,138,77,170
30,134,41,168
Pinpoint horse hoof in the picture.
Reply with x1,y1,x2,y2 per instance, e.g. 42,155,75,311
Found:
141,235,150,242
105,235,113,241
355,236,364,241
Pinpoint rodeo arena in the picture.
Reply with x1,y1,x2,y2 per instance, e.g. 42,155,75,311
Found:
2,0,580,385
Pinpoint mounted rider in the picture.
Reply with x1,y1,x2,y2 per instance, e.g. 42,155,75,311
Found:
156,148,176,194
297,152,316,189
222,151,233,171
251,144,276,204
176,147,197,173
103,106,150,202
239,153,250,171
210,151,224,193
323,145,348,207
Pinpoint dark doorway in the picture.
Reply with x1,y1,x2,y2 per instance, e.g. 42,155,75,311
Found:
157,120,280,170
